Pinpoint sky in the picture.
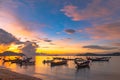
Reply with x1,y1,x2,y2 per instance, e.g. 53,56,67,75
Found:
0,0,120,55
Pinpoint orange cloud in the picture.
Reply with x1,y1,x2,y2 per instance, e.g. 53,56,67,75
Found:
110,42,120,47
0,44,9,53
61,0,119,21
61,5,84,21
0,7,45,41
85,22,120,40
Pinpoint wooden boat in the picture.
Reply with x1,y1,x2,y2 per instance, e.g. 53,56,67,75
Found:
43,60,53,63
53,57,66,60
86,57,111,61
3,58,21,63
20,61,35,65
74,58,84,62
75,60,90,68
2,57,35,66
2,59,11,63
51,60,67,66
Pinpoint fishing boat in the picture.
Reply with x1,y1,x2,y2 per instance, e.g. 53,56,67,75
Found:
51,59,67,66
86,57,111,61
20,61,35,65
74,59,90,68
53,57,66,60
14,57,35,66
43,60,53,63
3,58,21,63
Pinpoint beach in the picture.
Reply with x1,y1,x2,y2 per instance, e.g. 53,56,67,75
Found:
0,68,42,80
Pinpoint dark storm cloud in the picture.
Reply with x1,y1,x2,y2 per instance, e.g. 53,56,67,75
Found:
64,29,76,34
0,28,18,44
83,45,118,50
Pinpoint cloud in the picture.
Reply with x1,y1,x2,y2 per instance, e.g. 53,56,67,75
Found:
42,47,50,48
111,43,120,47
0,28,18,44
61,0,120,21
85,22,120,40
49,43,55,45
61,5,83,21
44,38,52,42
21,41,38,57
61,38,72,41
0,28,39,57
0,0,45,41
77,29,83,33
83,45,118,50
0,29,20,53
0,9,34,39
64,29,76,34
0,0,21,9
0,28,19,52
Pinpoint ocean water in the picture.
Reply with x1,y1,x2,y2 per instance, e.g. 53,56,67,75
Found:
0,56,120,80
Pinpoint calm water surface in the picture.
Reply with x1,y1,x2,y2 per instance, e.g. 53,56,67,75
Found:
0,56,120,80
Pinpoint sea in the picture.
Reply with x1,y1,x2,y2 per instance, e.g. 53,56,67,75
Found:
0,56,120,80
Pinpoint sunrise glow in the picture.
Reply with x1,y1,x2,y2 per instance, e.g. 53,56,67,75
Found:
0,0,119,55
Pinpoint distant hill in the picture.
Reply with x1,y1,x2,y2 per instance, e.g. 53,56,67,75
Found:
76,52,120,56
0,51,25,56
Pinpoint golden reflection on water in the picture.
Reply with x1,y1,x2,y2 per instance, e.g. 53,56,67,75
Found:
0,56,120,80
34,56,86,74
0,56,20,70
0,56,86,69
35,56,52,67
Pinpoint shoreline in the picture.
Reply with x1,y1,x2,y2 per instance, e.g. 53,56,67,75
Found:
0,68,42,80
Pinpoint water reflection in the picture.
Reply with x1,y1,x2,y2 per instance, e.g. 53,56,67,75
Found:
76,66,90,72
0,56,120,80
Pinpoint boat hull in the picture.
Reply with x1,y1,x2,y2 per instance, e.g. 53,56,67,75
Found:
51,60,67,66
75,60,90,69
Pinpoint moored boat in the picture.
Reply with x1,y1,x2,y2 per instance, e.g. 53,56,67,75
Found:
51,59,67,66
43,60,53,64
74,59,90,68
86,57,111,61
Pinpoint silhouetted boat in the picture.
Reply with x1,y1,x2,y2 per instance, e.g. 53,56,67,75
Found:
43,60,53,63
74,58,84,63
2,57,22,63
19,57,35,66
3,57,35,66
51,60,67,66
20,61,35,65
86,57,111,61
74,59,90,68
53,57,66,60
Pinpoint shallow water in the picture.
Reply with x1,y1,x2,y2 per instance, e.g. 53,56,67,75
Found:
0,56,120,80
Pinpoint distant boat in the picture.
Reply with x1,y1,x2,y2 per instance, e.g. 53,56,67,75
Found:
51,59,67,66
18,57,35,66
2,57,35,66
86,57,111,61
53,57,65,60
19,61,35,65
74,58,90,68
43,60,53,63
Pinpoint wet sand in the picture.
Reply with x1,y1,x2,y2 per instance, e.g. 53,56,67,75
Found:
0,68,42,80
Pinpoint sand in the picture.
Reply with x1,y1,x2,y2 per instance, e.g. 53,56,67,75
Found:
0,68,42,80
